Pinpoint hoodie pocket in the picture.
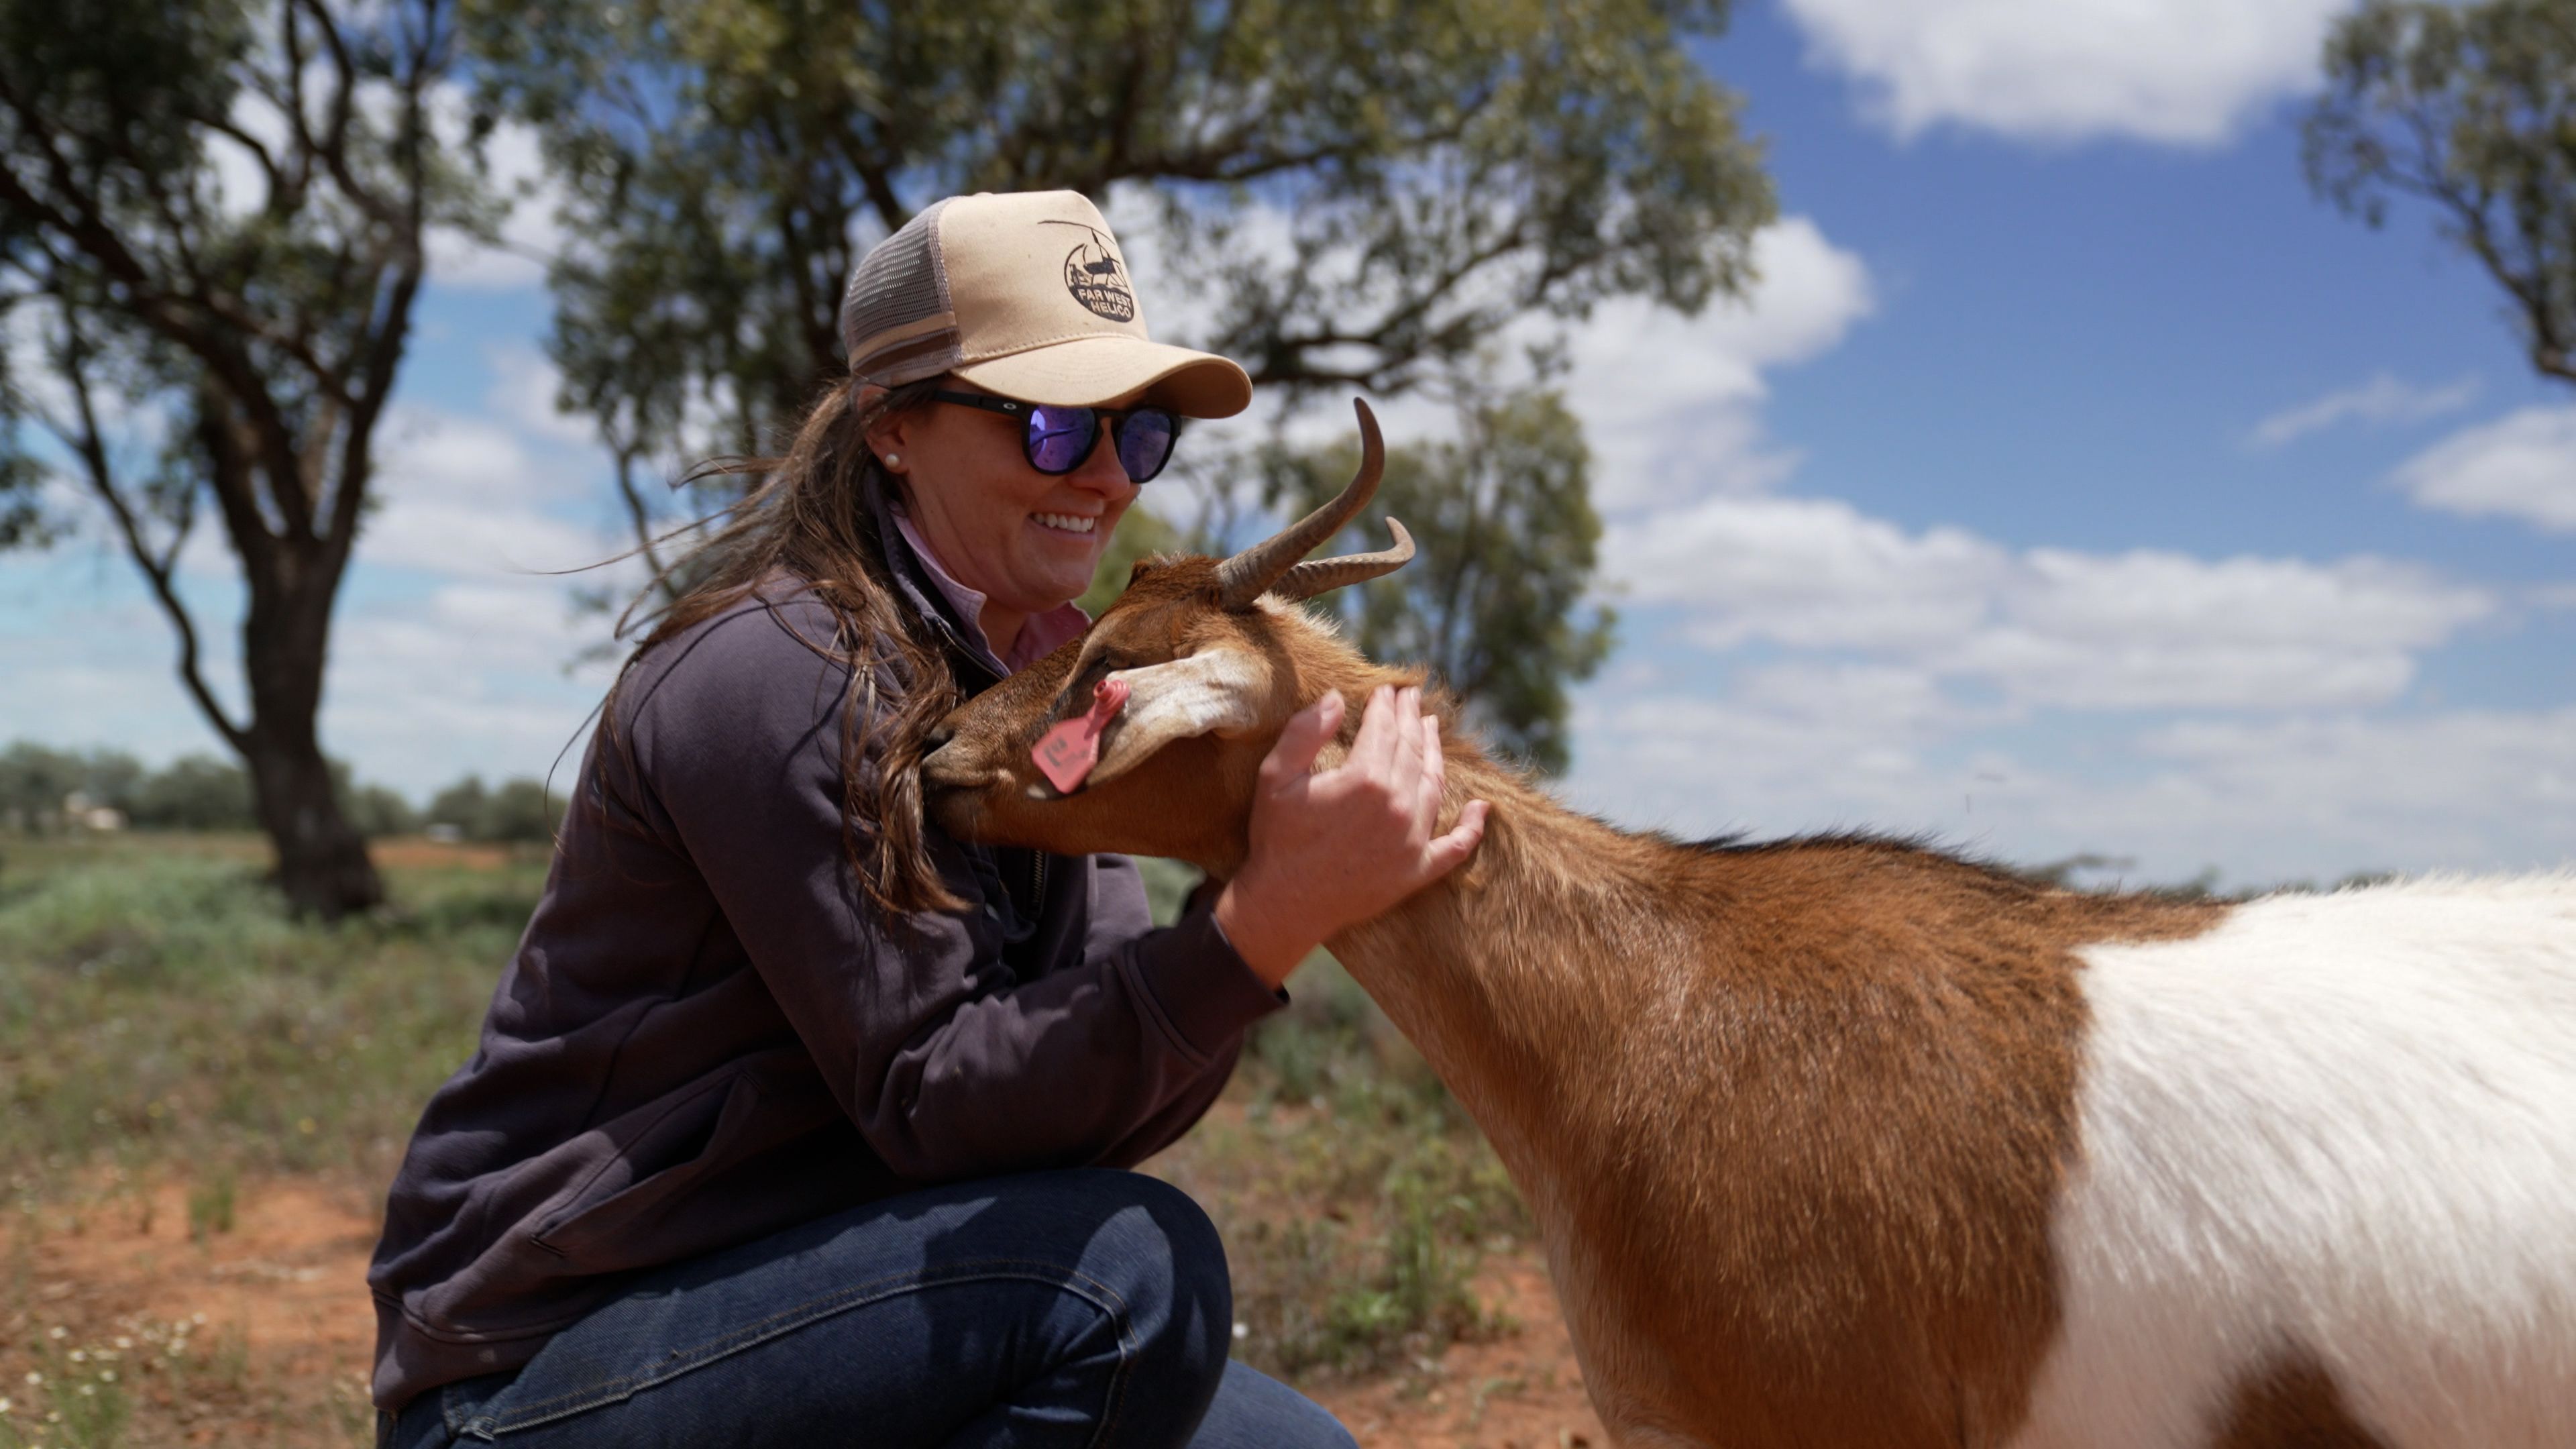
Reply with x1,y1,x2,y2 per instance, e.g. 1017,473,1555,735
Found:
529,1068,759,1271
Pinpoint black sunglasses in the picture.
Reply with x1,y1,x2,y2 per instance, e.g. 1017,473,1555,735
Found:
928,390,1180,483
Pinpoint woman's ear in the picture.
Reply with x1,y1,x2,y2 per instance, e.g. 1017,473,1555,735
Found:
857,384,912,473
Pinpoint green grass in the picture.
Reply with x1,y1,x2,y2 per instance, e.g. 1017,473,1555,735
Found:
1150,949,1528,1382
0,832,541,1203
0,833,1526,1394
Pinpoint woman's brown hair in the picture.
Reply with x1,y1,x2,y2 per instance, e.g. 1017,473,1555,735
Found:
595,376,969,915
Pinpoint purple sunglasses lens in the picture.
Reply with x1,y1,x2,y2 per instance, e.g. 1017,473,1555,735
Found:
1024,405,1098,473
1116,409,1177,482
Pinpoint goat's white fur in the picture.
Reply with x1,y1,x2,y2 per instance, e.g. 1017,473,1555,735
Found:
1083,648,1268,788
2012,875,2576,1446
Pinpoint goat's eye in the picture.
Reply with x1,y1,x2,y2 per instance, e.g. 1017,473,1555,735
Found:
1067,653,1120,706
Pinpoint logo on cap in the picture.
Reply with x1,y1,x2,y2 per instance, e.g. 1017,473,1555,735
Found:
1046,221,1136,323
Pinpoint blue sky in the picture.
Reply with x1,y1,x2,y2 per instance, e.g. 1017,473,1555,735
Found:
7,0,2574,888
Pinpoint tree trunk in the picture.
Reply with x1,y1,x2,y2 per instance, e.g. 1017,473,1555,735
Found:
246,731,384,920
238,558,384,921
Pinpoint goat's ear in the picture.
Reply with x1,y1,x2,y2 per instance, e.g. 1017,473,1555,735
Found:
1081,647,1271,791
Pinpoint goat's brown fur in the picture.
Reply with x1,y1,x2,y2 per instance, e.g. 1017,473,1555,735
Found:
923,559,2228,1447
2211,1350,2393,1449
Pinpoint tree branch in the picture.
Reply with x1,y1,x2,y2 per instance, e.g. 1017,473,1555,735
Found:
51,309,249,752
0,77,324,495
612,443,681,610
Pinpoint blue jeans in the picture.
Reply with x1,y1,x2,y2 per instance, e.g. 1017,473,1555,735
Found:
380,1169,1352,1448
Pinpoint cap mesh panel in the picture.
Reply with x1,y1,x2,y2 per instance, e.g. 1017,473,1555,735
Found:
840,199,960,385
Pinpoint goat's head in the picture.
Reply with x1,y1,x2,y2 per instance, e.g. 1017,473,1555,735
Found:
921,399,1415,876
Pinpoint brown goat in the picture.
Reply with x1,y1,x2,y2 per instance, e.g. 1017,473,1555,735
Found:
920,402,2576,1448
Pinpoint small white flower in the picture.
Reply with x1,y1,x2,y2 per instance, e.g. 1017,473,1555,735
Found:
66,1351,83,1364
112,1337,131,1350
190,1312,207,1326
0,1395,14,1413
45,1327,65,1342
22,1372,40,1386
97,1371,115,1383
1231,1321,1249,1340
76,1385,94,1398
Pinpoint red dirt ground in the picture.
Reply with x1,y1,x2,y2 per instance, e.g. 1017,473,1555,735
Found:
2,1176,1606,1447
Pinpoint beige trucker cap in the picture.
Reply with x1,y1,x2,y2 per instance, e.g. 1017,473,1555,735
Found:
839,191,1252,419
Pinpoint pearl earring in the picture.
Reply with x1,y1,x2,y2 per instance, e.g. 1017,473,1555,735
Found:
883,453,899,466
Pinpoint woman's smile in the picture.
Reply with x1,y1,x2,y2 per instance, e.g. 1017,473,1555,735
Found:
1030,511,1099,536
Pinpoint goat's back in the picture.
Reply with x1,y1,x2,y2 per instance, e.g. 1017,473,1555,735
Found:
2010,874,2576,1448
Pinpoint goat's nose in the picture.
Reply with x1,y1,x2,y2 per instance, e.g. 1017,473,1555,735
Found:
924,721,956,752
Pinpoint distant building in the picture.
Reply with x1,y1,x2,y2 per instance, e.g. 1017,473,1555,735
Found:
61,792,125,833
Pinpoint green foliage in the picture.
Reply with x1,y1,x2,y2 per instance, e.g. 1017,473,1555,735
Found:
0,744,139,830
186,1164,236,1242
425,774,566,843
1079,506,1187,618
462,0,1771,570
341,781,422,840
123,756,254,833
1155,953,1528,1381
0,743,427,839
425,775,488,835
1263,388,1615,773
2308,0,2576,386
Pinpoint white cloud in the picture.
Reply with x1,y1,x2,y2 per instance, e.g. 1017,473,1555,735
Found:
1607,494,2492,711
358,404,621,578
484,343,598,448
2391,405,2576,533
1779,0,2356,146
1566,687,2576,888
2251,372,2481,447
1106,200,1875,523
1557,217,1876,511
321,576,625,796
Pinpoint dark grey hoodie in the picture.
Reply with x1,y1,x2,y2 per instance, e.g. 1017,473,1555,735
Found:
364,510,1279,1411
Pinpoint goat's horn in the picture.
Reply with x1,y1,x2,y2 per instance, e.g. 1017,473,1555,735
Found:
1271,518,1414,601
1215,397,1385,610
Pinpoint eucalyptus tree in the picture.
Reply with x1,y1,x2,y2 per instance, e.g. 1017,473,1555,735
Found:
2308,0,2576,389
0,0,488,916
467,0,1773,685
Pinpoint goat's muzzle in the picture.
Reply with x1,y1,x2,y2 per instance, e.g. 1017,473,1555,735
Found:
918,747,987,843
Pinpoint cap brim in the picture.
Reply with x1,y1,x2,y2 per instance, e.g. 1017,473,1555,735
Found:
952,335,1252,419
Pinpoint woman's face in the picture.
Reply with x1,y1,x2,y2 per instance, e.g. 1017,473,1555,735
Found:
866,382,1142,619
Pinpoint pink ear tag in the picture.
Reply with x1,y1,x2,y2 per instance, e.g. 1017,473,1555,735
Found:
1032,676,1132,794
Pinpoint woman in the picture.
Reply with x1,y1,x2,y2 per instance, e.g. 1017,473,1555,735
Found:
369,190,1484,1447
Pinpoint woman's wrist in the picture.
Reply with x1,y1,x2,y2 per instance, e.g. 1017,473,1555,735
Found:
1211,873,1323,990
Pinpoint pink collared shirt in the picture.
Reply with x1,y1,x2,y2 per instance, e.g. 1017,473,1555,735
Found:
892,507,1091,674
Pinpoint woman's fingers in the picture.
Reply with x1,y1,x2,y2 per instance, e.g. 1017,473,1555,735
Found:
1425,799,1491,873
1346,684,1397,774
1413,713,1446,829
1388,686,1425,794
1260,690,1342,796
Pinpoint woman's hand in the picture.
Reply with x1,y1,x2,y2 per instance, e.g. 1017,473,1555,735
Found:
1213,685,1491,989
